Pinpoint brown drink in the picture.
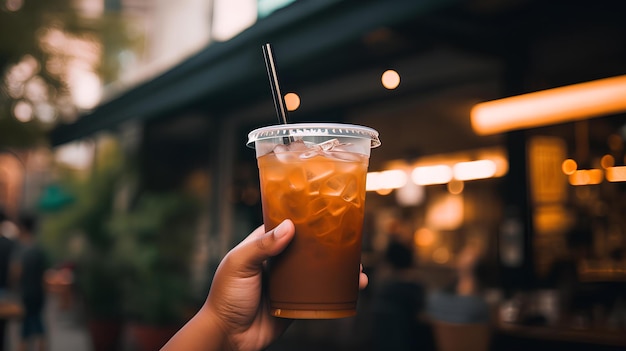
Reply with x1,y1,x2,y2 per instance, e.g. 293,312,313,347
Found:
247,123,380,319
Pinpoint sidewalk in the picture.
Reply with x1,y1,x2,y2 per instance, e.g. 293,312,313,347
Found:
7,293,92,351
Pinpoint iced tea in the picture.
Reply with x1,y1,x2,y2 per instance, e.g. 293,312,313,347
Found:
247,123,380,319
258,146,369,319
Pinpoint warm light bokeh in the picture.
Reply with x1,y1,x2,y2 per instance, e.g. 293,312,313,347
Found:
471,75,626,135
411,165,452,185
368,147,508,192
414,227,435,247
606,166,626,182
284,92,301,111
561,158,578,175
569,169,603,186
453,160,496,181
600,154,615,169
426,194,464,230
447,179,464,194
381,69,400,90
366,170,407,192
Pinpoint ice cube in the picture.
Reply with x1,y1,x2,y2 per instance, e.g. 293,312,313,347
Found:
287,168,307,191
320,174,349,197
262,166,286,182
272,144,290,154
325,150,364,163
284,194,308,223
308,197,329,217
341,177,359,203
326,197,348,217
308,217,336,243
273,141,308,162
306,163,335,196
275,151,299,163
318,138,341,151
286,139,309,152
298,139,342,159
307,185,320,197
300,149,320,159
306,162,335,182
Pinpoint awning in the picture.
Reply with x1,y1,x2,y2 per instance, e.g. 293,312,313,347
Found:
49,0,457,146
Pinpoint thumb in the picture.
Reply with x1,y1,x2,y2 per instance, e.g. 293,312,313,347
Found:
230,220,295,274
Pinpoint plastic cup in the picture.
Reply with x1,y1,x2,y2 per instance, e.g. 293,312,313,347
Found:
247,123,381,319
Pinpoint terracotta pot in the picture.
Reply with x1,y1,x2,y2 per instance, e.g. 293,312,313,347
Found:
127,323,179,351
87,319,123,351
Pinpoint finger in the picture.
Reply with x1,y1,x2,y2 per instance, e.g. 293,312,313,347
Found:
240,224,266,245
229,220,295,275
359,264,368,290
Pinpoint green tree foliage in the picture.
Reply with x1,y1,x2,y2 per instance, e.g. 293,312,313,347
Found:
110,191,199,325
1,0,77,146
1,1,144,148
0,0,74,87
39,136,127,319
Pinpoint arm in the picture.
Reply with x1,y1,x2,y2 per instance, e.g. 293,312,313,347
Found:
161,220,295,351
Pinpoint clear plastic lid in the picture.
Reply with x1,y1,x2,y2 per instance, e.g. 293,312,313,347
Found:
246,123,381,149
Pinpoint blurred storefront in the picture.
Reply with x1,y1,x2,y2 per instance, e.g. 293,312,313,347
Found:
48,0,626,350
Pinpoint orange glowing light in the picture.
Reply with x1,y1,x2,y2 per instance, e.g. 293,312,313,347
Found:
366,170,407,192
376,188,393,196
569,169,603,186
491,154,509,177
426,194,464,231
471,75,626,135
600,154,615,169
561,159,578,175
284,92,300,111
380,170,408,189
366,172,381,191
414,228,435,247
447,179,464,194
453,160,496,181
381,70,400,90
411,165,452,185
606,166,626,182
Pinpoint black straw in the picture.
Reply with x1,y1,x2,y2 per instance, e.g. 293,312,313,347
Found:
262,43,289,125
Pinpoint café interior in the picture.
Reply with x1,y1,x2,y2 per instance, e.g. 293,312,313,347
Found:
48,0,626,350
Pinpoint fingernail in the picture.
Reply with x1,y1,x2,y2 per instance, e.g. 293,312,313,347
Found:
274,220,288,239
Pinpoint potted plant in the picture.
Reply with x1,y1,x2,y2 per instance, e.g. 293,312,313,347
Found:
109,191,198,351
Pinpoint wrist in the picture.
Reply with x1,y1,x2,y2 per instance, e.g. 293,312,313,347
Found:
161,304,231,351
198,303,233,351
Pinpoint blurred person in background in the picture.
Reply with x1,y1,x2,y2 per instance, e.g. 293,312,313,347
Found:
0,208,16,351
371,236,425,351
426,243,490,325
11,213,48,351
546,217,592,325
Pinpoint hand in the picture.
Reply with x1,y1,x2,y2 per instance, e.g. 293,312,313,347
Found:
161,219,368,351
